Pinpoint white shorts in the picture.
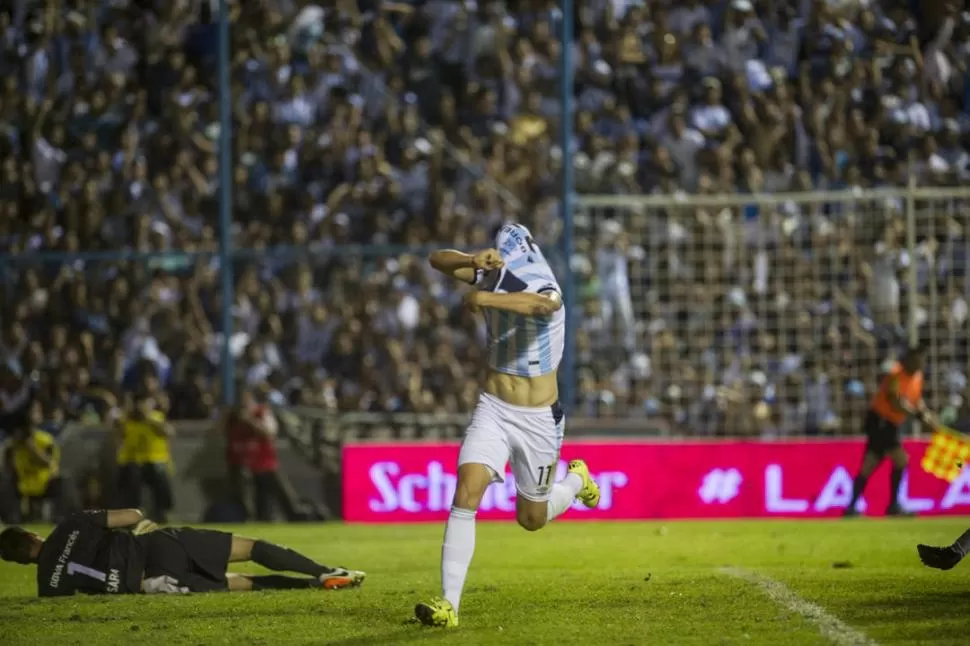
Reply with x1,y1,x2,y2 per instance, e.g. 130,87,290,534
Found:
457,392,565,502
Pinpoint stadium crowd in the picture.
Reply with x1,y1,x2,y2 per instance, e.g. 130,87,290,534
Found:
1,0,969,443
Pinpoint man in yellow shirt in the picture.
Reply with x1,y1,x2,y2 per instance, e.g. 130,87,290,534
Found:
116,392,175,522
3,401,64,522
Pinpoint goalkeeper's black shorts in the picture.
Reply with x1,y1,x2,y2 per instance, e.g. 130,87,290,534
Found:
143,528,232,592
863,410,901,457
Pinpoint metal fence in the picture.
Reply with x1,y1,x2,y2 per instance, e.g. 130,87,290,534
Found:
3,186,969,438
574,186,970,436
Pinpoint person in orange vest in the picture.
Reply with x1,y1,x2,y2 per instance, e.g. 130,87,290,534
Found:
845,344,936,517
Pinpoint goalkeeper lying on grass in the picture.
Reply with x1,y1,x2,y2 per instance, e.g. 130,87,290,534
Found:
0,508,365,596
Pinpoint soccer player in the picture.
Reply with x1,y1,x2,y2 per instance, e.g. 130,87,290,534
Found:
917,529,970,570
844,344,935,517
0,508,365,596
414,224,601,628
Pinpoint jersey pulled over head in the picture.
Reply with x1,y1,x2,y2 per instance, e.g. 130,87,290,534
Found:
495,223,544,264
481,223,565,378
486,223,560,294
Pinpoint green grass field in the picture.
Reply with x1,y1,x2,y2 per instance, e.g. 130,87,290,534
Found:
1,519,968,645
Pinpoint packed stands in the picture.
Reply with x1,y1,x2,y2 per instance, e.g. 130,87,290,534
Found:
1,0,968,437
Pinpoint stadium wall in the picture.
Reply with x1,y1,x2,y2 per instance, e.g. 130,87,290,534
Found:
342,438,970,522
57,421,333,523
57,417,970,523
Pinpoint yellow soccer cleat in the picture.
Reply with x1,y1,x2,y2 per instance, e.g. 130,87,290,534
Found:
415,597,459,628
568,459,600,509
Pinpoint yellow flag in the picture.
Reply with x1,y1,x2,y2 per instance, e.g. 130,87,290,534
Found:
921,427,970,482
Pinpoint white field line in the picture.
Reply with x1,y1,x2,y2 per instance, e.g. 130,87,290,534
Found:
719,567,880,646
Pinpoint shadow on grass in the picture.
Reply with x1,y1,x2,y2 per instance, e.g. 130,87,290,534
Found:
323,627,457,646
841,589,970,642
0,601,375,625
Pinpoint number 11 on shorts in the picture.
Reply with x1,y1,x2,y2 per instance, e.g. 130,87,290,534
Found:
537,464,554,487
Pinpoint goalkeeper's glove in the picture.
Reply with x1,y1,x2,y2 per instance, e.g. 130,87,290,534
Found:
131,519,159,536
142,576,190,595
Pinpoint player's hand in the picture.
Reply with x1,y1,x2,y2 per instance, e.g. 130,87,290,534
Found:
142,576,190,595
131,519,159,536
472,249,503,271
534,292,562,316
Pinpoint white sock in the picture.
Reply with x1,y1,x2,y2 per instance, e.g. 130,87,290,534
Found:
546,472,583,522
441,506,476,611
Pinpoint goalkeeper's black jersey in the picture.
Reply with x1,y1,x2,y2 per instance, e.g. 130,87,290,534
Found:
36,511,145,597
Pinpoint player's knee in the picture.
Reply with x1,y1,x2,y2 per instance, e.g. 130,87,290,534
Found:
226,573,252,592
516,513,546,532
515,502,547,532
453,465,491,511
453,485,484,511
229,537,256,562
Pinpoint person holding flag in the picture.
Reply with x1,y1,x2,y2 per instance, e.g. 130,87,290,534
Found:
844,344,937,517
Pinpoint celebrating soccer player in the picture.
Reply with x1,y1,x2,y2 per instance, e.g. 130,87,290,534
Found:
844,344,935,517
0,508,365,596
414,224,601,628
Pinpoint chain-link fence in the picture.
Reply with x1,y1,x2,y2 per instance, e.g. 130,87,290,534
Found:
574,187,970,436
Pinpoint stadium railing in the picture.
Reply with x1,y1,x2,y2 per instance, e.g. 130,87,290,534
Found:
5,184,967,439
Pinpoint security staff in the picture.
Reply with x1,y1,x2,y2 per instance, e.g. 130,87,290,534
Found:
4,401,63,522
116,392,175,522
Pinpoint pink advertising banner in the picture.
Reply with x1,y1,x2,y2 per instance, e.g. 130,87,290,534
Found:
341,439,970,522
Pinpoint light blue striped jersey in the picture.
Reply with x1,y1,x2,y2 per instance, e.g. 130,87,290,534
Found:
477,224,565,378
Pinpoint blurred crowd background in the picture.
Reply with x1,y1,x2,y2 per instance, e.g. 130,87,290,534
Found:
1,0,970,449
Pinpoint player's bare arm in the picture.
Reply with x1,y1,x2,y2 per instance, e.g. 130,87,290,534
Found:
916,401,937,426
463,290,562,317
429,249,504,284
103,509,159,535
105,508,148,529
